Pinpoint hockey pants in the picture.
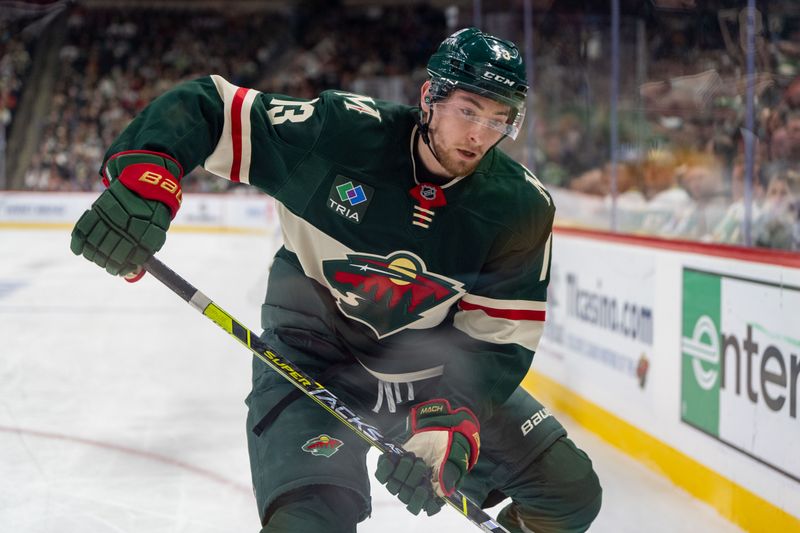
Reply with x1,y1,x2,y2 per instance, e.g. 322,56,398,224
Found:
246,331,601,532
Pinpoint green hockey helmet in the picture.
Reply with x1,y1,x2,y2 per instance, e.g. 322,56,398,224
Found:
426,27,528,139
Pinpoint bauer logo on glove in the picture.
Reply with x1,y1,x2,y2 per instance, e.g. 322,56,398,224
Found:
70,150,183,277
118,163,183,219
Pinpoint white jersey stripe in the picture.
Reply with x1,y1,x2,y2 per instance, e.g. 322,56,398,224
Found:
540,231,552,282
461,293,546,312
357,359,444,383
204,75,236,179
454,308,545,351
238,88,259,184
204,75,260,182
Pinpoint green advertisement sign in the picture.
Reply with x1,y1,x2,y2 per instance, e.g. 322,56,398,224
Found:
680,267,800,483
681,270,721,436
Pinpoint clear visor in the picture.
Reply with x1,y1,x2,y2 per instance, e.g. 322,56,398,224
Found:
429,81,526,140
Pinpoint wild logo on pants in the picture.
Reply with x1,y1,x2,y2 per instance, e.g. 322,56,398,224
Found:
301,434,344,458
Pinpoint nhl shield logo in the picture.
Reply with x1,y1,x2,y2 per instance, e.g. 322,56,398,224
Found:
420,184,438,201
302,434,344,458
322,251,465,338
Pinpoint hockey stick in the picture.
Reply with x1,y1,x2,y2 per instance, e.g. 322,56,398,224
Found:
141,256,509,533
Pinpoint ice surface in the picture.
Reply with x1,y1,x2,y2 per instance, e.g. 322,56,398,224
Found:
0,229,743,532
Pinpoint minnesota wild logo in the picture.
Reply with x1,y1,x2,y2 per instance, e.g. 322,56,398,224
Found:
301,434,344,458
322,251,464,338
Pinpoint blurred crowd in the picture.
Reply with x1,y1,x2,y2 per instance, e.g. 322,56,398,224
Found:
9,3,800,251
521,5,800,250
21,3,444,194
22,6,293,193
262,3,444,100
0,18,34,141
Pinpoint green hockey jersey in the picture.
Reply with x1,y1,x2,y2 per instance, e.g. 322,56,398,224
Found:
105,75,555,419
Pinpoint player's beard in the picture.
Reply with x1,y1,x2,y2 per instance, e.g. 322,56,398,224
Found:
429,130,483,178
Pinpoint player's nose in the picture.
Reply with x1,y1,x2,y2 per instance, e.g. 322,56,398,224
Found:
466,122,488,147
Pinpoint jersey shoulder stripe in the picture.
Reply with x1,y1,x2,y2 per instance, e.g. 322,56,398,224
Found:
204,75,260,183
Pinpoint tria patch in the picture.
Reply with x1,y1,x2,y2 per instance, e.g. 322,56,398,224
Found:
322,250,465,338
328,175,374,224
301,434,344,458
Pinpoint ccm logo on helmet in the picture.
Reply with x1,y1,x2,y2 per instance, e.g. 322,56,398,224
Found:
482,71,516,87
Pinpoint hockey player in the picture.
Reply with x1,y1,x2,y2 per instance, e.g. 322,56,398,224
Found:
70,28,601,532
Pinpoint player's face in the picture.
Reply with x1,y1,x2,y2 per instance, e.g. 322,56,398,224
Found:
422,86,508,177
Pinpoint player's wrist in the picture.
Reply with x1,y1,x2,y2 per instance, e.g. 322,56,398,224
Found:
104,150,184,219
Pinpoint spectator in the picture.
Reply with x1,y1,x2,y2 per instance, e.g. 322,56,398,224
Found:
662,152,727,238
0,30,33,137
710,153,765,245
754,163,800,250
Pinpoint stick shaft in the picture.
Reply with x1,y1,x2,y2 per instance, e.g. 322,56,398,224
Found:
143,256,508,533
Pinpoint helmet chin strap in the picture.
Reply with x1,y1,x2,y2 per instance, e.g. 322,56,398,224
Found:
416,105,448,173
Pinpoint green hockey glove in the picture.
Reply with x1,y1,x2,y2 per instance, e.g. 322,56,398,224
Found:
70,151,183,277
374,399,480,515
374,452,445,516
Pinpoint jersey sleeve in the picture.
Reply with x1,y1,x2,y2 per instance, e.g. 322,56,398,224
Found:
103,75,326,199
441,190,555,421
